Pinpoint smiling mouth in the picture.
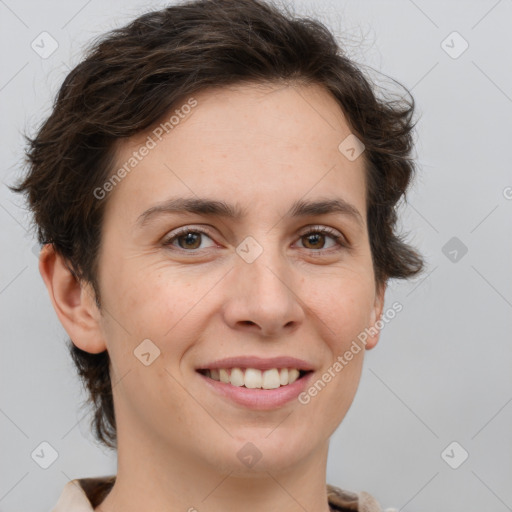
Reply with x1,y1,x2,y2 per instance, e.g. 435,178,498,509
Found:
197,367,312,389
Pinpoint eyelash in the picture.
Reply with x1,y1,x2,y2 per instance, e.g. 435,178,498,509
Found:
162,225,348,254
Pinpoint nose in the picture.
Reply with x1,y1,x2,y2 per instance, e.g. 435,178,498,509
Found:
222,242,305,338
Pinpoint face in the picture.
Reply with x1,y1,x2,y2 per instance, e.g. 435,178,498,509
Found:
91,82,385,474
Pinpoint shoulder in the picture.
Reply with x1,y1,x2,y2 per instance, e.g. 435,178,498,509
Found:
327,483,385,512
51,475,116,511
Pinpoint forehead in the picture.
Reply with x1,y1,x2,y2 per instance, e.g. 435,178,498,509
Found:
106,81,367,224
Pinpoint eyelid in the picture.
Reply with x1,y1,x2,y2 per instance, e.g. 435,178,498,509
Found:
297,224,343,239
297,224,349,249
161,224,218,247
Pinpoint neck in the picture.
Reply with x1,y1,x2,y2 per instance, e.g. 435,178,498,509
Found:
95,431,332,512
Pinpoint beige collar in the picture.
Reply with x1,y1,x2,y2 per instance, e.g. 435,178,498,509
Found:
51,477,384,512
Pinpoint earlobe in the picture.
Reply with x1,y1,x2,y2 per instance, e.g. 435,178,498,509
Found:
38,244,107,354
364,282,387,351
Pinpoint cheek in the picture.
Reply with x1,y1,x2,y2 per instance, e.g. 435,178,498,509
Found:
317,274,375,415
99,258,217,361
311,272,375,350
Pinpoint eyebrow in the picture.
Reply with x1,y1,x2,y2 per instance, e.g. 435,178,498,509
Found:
136,196,364,227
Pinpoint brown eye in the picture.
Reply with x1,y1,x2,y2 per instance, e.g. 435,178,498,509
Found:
301,232,326,250
163,227,216,251
176,232,202,249
297,226,346,252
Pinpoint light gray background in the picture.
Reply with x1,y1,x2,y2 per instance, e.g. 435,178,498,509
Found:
1,0,511,511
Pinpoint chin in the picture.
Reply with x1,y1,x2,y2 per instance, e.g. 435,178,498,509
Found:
226,428,319,474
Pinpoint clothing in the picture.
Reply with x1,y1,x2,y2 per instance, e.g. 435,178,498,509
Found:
51,475,385,511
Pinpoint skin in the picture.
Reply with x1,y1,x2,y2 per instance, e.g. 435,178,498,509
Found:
40,81,386,512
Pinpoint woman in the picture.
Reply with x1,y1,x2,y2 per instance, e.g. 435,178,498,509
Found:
11,0,424,510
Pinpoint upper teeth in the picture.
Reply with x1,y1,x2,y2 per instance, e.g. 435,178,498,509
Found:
205,368,301,389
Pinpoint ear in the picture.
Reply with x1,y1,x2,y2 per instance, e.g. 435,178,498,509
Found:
39,244,107,354
364,281,387,350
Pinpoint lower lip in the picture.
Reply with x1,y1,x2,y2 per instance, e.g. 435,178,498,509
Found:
197,371,314,410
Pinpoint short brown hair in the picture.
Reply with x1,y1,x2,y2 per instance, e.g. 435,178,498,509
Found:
11,0,424,450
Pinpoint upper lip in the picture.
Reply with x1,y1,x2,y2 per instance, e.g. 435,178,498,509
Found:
196,356,315,372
